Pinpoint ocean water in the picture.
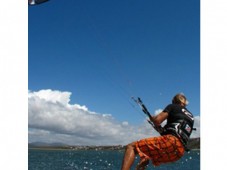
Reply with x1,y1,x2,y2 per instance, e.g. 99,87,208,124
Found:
28,149,200,170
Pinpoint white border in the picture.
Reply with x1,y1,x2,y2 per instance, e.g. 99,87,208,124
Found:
0,1,28,169
201,0,227,169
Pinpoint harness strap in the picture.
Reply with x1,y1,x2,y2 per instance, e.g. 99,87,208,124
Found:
163,119,194,149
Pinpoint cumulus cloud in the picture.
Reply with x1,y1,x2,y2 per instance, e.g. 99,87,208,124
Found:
191,116,200,138
28,89,200,146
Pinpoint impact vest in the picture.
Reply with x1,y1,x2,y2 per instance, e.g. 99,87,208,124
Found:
161,104,194,148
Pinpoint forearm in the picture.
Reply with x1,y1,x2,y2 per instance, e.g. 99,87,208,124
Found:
150,112,168,126
150,115,161,126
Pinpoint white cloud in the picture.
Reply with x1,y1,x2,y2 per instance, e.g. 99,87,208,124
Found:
28,89,200,146
191,116,200,138
154,109,163,115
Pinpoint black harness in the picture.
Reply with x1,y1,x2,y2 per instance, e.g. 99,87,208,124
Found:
162,119,194,148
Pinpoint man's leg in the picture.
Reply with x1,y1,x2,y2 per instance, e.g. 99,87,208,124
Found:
121,142,137,170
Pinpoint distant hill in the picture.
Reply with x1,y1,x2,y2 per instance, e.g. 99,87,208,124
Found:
28,137,200,150
28,142,69,147
187,137,200,150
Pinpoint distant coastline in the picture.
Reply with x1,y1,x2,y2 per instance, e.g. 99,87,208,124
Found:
28,137,200,151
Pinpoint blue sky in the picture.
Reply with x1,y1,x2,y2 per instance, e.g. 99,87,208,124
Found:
28,0,200,145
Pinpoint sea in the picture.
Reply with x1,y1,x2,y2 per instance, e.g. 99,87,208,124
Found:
28,149,200,170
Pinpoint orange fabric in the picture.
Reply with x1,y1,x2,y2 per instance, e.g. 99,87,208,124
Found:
135,134,185,166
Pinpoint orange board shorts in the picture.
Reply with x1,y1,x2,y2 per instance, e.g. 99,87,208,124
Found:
135,134,185,166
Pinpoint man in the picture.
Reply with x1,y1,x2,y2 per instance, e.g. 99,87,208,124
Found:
121,93,194,170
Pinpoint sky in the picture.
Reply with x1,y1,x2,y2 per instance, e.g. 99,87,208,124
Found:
28,0,200,145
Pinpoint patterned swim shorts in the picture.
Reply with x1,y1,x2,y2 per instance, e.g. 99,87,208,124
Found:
135,134,185,166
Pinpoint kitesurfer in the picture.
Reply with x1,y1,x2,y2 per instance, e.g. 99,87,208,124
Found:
121,93,194,170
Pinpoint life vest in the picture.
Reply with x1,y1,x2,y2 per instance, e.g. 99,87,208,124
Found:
161,105,195,148
162,119,194,147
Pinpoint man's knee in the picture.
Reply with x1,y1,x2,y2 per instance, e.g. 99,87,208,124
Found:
125,142,137,152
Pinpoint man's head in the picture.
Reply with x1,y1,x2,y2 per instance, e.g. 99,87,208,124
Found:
172,93,188,106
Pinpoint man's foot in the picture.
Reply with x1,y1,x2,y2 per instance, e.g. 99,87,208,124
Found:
136,158,149,170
